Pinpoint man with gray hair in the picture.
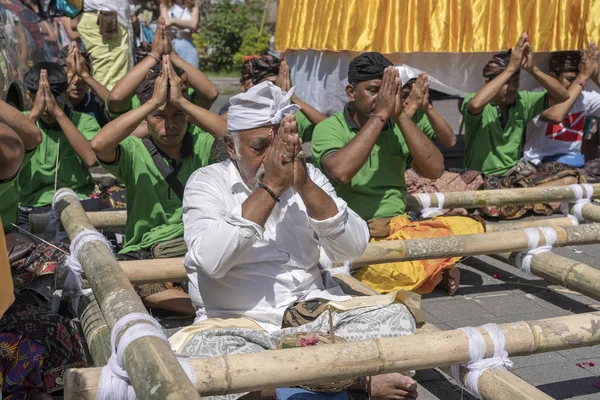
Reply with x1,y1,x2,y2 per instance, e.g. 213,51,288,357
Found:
181,81,419,400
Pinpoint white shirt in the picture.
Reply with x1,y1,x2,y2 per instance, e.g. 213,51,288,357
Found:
168,4,192,34
84,0,131,27
523,90,600,164
183,161,369,332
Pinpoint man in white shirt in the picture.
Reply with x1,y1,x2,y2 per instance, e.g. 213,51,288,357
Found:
523,44,600,167
182,81,418,400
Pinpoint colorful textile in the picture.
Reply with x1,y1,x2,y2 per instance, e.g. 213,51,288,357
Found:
18,111,101,207
0,303,89,394
178,303,415,400
10,241,68,289
0,332,46,400
275,0,600,53
482,161,582,219
354,215,484,294
312,105,410,221
462,91,548,175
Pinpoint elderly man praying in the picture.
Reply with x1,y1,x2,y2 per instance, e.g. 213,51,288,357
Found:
181,81,419,400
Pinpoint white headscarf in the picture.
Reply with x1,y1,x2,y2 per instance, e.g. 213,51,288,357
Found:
227,81,301,132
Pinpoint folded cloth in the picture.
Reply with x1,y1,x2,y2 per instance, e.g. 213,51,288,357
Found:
150,235,188,259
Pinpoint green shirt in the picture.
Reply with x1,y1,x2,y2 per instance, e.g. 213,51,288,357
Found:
19,111,101,207
295,111,315,143
462,91,548,175
0,150,35,233
98,130,215,254
311,105,410,221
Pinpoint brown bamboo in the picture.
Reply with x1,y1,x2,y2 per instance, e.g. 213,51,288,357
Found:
494,252,600,301
406,184,600,211
54,193,200,400
116,223,600,283
352,223,600,267
64,312,600,398
485,217,575,232
29,210,127,234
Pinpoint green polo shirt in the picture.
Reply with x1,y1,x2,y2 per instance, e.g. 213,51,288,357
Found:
404,108,436,167
462,91,548,175
312,105,410,221
295,111,315,143
98,130,215,254
1,149,36,233
18,111,100,207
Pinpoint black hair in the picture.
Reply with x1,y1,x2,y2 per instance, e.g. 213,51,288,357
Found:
24,62,68,94
402,78,417,90
136,70,191,105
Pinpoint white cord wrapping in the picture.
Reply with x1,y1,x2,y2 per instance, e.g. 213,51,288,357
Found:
451,324,513,399
515,227,557,275
52,187,78,207
560,184,594,222
64,229,113,311
415,192,445,218
97,313,196,400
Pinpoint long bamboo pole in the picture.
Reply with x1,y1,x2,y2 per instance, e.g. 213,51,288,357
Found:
493,252,600,301
485,217,575,232
116,223,600,284
63,312,600,398
405,184,600,211
578,203,600,223
29,210,127,234
54,193,200,400
77,293,111,366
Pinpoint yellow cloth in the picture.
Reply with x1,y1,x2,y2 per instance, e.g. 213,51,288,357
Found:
276,0,600,53
355,215,484,294
78,12,130,90
0,217,15,319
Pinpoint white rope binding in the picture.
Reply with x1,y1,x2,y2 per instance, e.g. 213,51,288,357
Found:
515,228,557,275
560,184,594,222
451,323,513,399
97,313,196,400
415,192,445,219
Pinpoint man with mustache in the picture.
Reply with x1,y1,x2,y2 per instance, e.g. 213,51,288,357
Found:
182,81,419,400
462,33,569,176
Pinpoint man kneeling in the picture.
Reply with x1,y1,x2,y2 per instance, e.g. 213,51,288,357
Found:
182,82,418,400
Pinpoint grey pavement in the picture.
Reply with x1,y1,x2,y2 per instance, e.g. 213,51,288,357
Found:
208,93,600,399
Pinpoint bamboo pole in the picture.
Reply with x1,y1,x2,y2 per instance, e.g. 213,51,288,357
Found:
352,223,600,267
29,210,127,234
485,217,576,232
579,203,600,223
77,293,111,366
405,184,600,211
63,312,600,398
116,223,600,283
54,193,200,400
494,252,600,301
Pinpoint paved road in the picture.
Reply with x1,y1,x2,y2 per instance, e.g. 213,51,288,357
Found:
210,93,600,399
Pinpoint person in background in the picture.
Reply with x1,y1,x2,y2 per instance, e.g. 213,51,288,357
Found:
160,0,199,68
73,0,131,89
18,63,101,225
522,44,600,168
90,57,220,314
57,43,111,127
220,55,326,143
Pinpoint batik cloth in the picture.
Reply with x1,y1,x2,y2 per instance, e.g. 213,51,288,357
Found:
0,332,46,400
354,214,484,294
10,241,68,289
178,303,416,400
0,303,89,394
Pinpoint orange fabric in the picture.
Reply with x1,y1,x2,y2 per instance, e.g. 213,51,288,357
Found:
354,215,484,294
0,217,15,319
276,0,600,53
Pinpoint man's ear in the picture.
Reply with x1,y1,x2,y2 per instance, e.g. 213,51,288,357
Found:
224,135,237,161
345,83,356,102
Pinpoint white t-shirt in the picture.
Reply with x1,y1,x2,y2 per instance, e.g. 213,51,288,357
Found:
168,4,193,34
523,89,600,164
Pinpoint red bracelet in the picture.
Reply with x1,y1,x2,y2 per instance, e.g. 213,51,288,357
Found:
370,113,386,123
575,80,586,88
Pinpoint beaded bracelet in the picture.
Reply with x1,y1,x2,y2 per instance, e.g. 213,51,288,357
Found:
574,80,586,88
258,183,280,203
147,52,161,63
370,113,386,123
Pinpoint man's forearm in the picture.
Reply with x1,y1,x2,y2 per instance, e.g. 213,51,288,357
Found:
0,101,41,150
297,179,338,221
241,186,279,227
55,113,96,167
540,75,586,123
82,73,111,103
396,108,444,179
424,106,456,148
323,118,385,183
177,99,227,139
292,96,326,125
171,53,218,109
468,66,518,113
108,56,158,112
530,66,569,104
